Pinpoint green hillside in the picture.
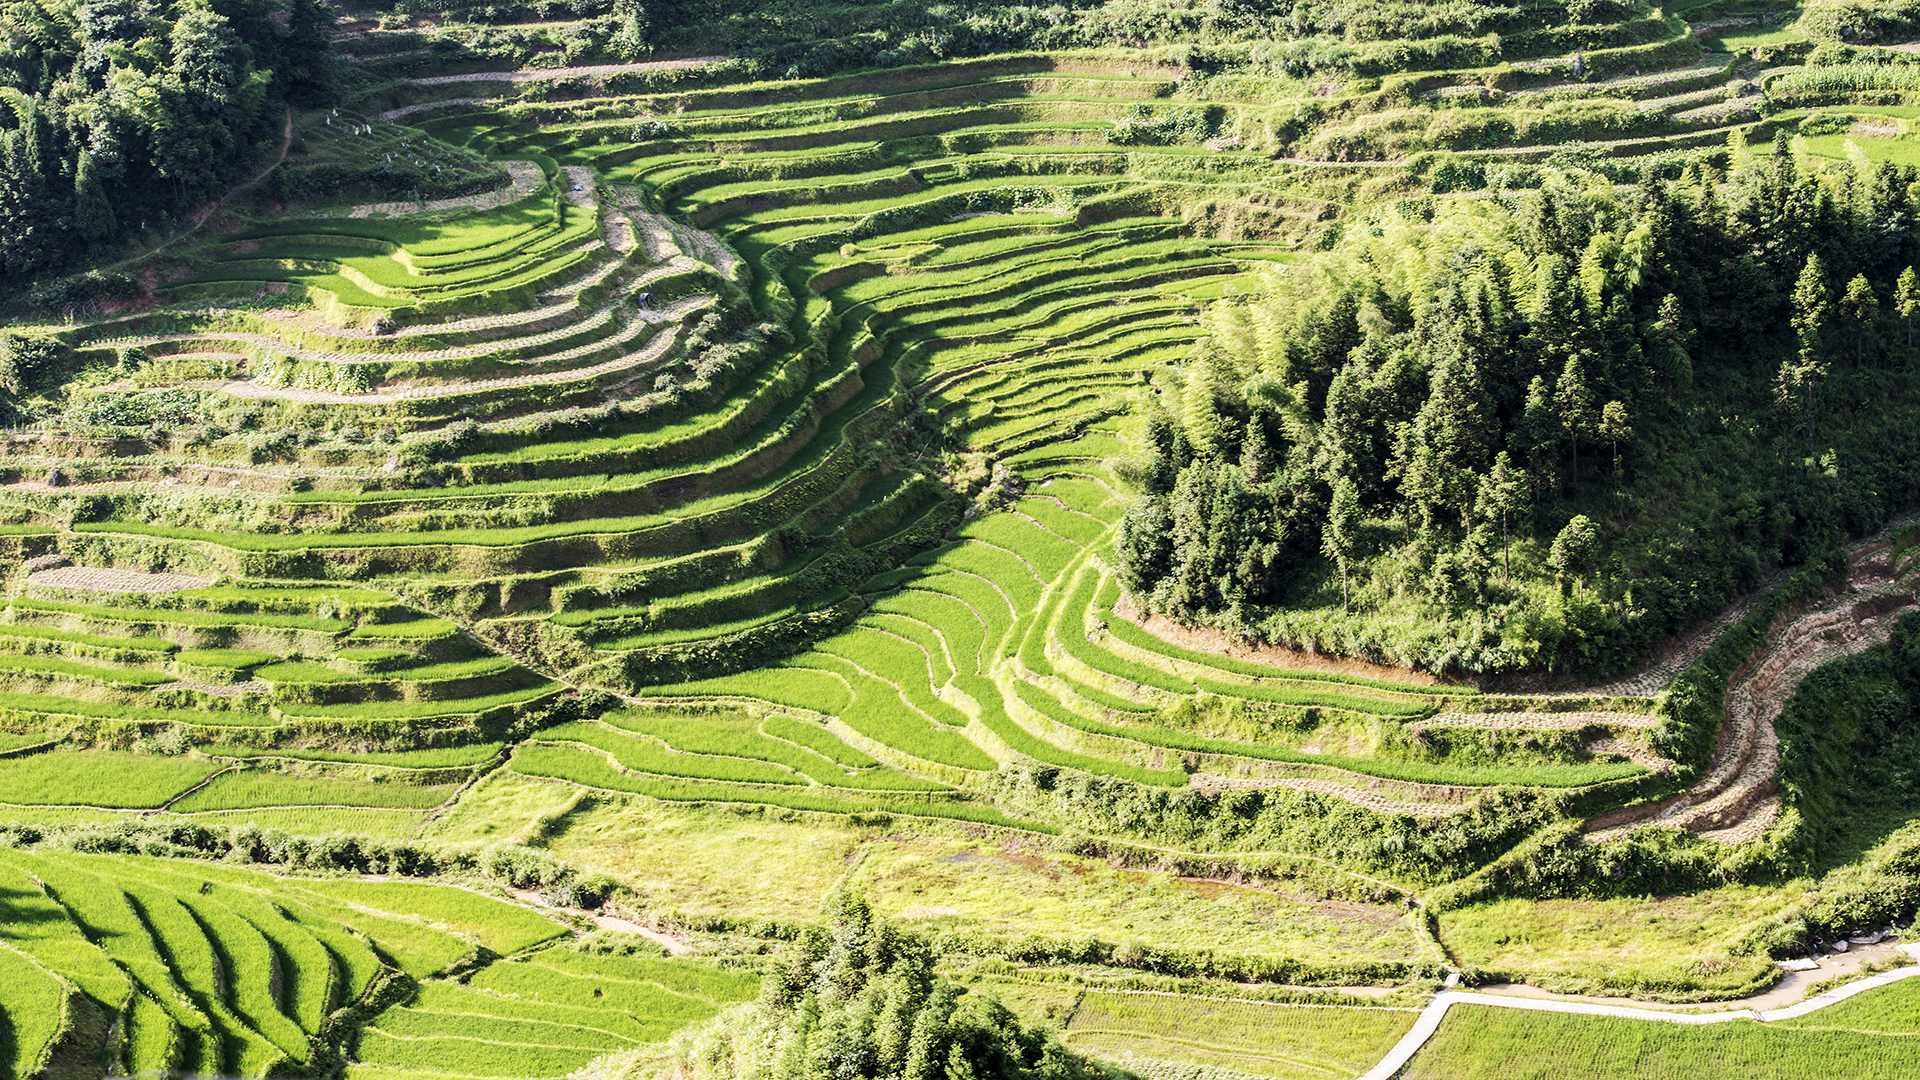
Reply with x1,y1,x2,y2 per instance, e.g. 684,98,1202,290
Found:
2,0,1920,1076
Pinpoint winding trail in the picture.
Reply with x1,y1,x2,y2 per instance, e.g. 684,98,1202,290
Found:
1358,964,1920,1080
1583,540,1918,845
125,106,293,269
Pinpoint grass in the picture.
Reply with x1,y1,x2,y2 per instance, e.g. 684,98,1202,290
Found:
0,851,221,1074
294,880,568,954
1437,891,1805,999
0,624,174,652
255,660,356,683
1775,973,1920,1032
400,980,654,1042
648,667,853,715
0,945,67,1080
1062,991,1417,1080
272,682,558,720
0,690,277,726
1100,610,1469,698
508,743,1046,831
466,952,752,1036
1402,1003,1920,1079
348,618,463,640
166,807,430,838
790,654,998,770
0,733,51,755
115,858,339,1032
1012,679,1640,788
0,752,224,808
760,714,878,767
176,648,277,668
0,652,173,686
536,720,806,785
206,743,504,768
0,860,134,1019
11,599,349,633
600,710,947,790
168,770,461,812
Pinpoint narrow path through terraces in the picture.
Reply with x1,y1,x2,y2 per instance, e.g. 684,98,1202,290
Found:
1583,534,1919,845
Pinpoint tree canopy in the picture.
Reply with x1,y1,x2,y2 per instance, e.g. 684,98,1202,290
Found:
0,0,330,282
1116,141,1920,674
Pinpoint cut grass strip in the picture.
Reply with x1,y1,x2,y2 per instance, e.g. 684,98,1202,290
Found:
205,744,504,769
0,752,224,808
509,744,1045,830
534,721,805,786
0,691,277,726
296,880,567,955
168,771,459,812
12,599,349,633
1012,680,1642,789
272,682,558,720
600,710,946,790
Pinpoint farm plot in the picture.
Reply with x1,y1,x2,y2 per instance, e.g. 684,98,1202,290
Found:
0,844,753,1079
1063,991,1417,1080
349,947,756,1080
1401,1003,1920,1079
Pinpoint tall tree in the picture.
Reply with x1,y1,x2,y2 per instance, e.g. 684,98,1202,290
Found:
1841,273,1879,367
1784,253,1833,462
73,151,114,245
1896,266,1920,352
1323,476,1360,612
1552,357,1598,492
1599,400,1630,483
1475,451,1528,583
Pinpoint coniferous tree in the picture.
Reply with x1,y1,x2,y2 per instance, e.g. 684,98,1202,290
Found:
1896,266,1920,352
1785,253,1833,460
1324,476,1360,611
1553,356,1599,492
1842,273,1879,367
1475,451,1528,583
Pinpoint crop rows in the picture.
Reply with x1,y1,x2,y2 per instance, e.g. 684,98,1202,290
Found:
0,845,755,1079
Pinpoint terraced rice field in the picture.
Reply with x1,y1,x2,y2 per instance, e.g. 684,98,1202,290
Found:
8,5,1920,1078
0,52,1706,841
0,574,546,833
0,849,752,1080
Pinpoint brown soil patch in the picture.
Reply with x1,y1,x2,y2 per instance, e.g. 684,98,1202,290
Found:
27,566,211,594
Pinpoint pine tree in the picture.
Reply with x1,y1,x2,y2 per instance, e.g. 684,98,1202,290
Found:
1514,374,1559,497
1553,356,1598,492
1475,451,1528,583
1841,273,1879,367
1785,253,1833,461
1897,266,1920,352
1323,476,1360,612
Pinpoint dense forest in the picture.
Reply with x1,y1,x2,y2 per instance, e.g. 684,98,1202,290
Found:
1116,142,1920,674
0,0,332,284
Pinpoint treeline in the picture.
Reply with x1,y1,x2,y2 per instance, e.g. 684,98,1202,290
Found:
1117,141,1920,674
0,0,332,285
